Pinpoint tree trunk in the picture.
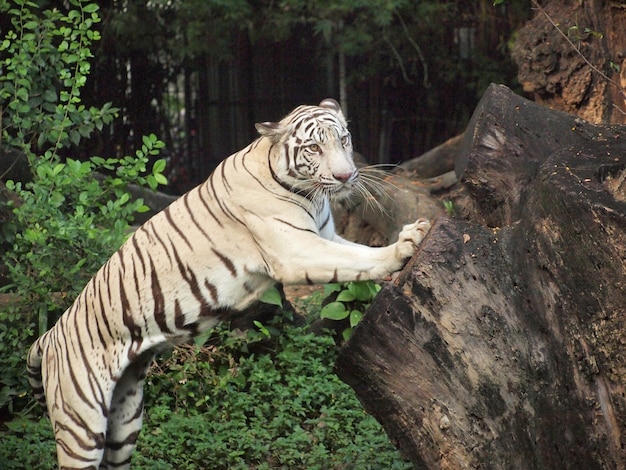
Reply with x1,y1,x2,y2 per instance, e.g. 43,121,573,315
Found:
335,84,626,469
512,0,626,124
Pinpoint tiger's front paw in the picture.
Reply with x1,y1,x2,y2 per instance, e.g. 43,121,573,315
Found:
394,218,431,260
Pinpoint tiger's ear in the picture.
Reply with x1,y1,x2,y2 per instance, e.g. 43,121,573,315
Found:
319,98,346,121
319,98,341,112
255,121,284,142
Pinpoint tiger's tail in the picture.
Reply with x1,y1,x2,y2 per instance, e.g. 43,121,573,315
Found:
26,331,50,412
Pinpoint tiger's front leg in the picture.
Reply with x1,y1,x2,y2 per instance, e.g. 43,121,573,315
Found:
263,218,431,285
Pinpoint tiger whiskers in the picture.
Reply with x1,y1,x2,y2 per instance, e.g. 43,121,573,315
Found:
286,166,396,217
288,178,329,210
350,165,397,216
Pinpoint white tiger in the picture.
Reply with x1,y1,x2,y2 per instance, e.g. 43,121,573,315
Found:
26,98,431,469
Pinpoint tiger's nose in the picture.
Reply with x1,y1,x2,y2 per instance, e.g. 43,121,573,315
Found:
334,170,356,183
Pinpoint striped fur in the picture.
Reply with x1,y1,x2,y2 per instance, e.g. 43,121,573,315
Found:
26,98,431,469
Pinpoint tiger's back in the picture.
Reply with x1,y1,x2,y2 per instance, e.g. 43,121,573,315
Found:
27,99,431,469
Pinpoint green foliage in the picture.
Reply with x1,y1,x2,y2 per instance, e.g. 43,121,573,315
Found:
258,286,284,308
0,0,117,153
0,0,167,413
0,417,56,468
4,136,166,324
321,280,381,341
0,306,36,413
443,199,456,216
135,325,412,469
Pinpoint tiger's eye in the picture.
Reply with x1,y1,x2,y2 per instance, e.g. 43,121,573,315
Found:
341,135,351,147
309,144,321,152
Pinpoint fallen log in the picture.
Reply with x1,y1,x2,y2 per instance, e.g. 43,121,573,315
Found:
399,133,463,178
335,84,626,469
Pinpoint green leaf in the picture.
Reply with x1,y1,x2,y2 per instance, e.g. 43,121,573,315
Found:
118,192,130,205
36,165,48,179
349,309,363,328
193,328,214,347
336,290,356,302
259,287,283,307
320,301,349,320
152,158,166,174
82,3,99,13
52,163,65,176
323,283,342,296
23,20,39,30
348,281,376,302
142,134,155,147
253,320,270,338
154,173,168,186
342,327,353,342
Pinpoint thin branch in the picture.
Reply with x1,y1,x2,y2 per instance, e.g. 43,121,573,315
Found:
396,12,430,88
383,34,414,85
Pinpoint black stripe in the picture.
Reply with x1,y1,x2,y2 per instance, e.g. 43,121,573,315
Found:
149,257,170,334
196,185,224,228
204,279,218,304
274,217,317,234
106,455,134,468
222,203,247,226
169,236,215,320
211,248,236,277
66,309,107,417
149,221,173,265
221,159,233,193
319,210,331,232
268,148,312,199
97,269,115,345
106,430,141,451
87,286,108,350
208,172,234,220
131,235,147,275
164,206,193,251
174,298,186,330
182,192,212,242
120,269,143,361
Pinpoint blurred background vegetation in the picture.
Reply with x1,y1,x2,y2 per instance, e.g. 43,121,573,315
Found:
2,0,531,194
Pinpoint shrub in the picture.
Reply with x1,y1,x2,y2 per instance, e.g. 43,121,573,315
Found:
0,417,56,468
136,324,412,469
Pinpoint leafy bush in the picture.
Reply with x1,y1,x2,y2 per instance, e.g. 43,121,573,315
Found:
134,325,411,469
320,280,381,341
0,417,56,468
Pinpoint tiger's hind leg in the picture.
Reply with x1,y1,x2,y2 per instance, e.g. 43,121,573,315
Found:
38,329,111,469
101,351,154,470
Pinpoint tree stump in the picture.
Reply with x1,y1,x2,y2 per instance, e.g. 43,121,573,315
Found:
335,84,626,469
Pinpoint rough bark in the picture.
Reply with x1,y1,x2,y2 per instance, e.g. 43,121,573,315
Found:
512,0,626,125
336,84,626,469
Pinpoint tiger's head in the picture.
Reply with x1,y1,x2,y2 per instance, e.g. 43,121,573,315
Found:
256,98,358,201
